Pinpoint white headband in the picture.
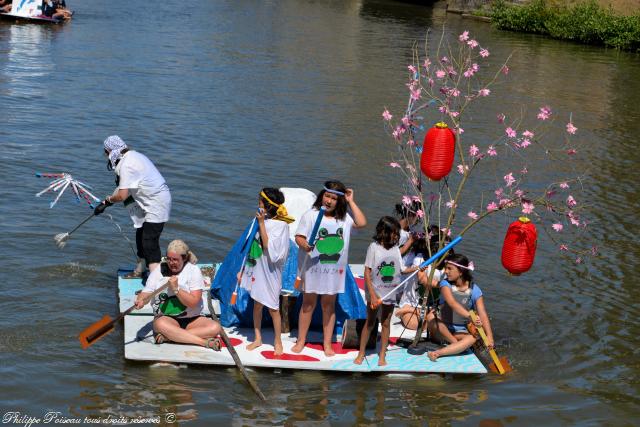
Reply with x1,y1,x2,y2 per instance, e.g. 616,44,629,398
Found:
446,260,475,271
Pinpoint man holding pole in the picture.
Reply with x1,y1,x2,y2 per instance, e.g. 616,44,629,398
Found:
94,135,172,277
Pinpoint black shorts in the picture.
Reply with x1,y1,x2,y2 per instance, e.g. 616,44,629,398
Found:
175,316,202,329
135,222,165,264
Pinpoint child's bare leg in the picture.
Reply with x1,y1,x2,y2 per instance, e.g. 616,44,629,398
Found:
320,294,337,356
354,305,378,364
247,301,263,350
292,293,317,353
378,304,394,366
268,307,283,356
426,313,458,345
400,309,420,330
428,334,476,361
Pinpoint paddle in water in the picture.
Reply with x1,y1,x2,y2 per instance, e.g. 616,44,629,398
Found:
468,310,513,374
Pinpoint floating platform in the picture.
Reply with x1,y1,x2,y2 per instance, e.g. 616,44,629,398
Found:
0,12,66,24
120,264,487,374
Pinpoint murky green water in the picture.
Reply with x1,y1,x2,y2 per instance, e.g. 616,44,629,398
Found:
1,0,638,425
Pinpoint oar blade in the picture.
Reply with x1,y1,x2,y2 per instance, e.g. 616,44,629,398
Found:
489,356,513,374
78,315,114,349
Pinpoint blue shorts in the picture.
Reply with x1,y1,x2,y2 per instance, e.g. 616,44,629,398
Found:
447,323,469,334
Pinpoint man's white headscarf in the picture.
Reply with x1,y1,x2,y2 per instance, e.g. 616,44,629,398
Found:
103,135,128,169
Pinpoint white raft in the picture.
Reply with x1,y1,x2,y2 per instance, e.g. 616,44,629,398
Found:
121,264,487,375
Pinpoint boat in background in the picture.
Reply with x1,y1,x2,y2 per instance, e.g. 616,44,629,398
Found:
0,0,72,24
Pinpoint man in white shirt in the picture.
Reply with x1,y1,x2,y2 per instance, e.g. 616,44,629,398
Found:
94,135,172,277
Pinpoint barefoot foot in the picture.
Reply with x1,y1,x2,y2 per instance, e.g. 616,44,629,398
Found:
378,358,387,366
427,351,440,362
274,341,283,357
291,341,305,353
353,354,365,365
246,340,262,351
323,345,336,357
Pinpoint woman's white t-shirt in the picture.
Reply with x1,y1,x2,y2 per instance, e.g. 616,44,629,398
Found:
296,209,354,295
118,150,171,224
240,219,290,310
142,262,205,318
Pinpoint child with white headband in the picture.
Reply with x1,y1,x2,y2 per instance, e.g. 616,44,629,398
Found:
239,188,293,356
426,253,495,362
292,180,367,357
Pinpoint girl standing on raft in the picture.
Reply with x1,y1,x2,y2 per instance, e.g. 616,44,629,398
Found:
292,181,367,356
239,188,293,356
427,254,494,361
354,216,416,366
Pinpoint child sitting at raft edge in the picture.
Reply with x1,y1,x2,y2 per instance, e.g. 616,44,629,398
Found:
354,216,417,366
426,254,495,361
238,188,294,356
292,180,367,357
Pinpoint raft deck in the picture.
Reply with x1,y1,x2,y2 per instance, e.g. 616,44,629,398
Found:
120,264,487,374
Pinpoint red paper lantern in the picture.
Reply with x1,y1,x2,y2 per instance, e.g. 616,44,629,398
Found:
420,122,456,181
501,217,538,275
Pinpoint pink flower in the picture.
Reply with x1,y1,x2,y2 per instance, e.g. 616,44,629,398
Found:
457,164,468,174
416,209,424,218
401,116,411,126
495,188,504,197
521,202,534,214
566,122,577,134
410,88,421,100
459,31,470,42
499,198,512,207
441,56,449,63
488,146,497,156
467,39,479,49
520,139,531,148
441,227,451,237
464,68,475,78
559,244,568,251
479,48,490,58
450,88,460,97
567,195,577,207
467,211,478,220
402,195,412,205
537,106,552,121
446,200,456,209
501,65,509,75
506,127,517,138
389,162,401,168
479,88,490,97
552,223,563,232
504,172,516,187
392,130,400,140
449,111,460,118
515,189,524,198
487,202,498,211
575,257,582,264
439,106,447,114
382,109,393,121
423,58,431,70
567,149,577,155
591,246,598,255
455,127,464,135
469,145,480,157
520,167,528,174
559,182,569,189
408,65,417,74
522,130,534,138
436,69,446,79
497,113,505,124
407,139,416,146
428,78,434,87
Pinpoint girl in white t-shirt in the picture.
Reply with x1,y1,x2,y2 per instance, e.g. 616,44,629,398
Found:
354,216,416,366
291,180,367,357
239,188,293,356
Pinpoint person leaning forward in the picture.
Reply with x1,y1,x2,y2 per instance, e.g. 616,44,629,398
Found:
95,135,172,277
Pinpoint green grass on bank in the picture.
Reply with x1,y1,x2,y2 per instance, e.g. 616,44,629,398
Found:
490,0,640,51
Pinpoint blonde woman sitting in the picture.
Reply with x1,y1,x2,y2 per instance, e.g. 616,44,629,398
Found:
135,240,222,350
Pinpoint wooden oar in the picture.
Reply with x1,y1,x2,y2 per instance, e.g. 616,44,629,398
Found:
206,292,266,401
78,278,169,349
468,310,512,374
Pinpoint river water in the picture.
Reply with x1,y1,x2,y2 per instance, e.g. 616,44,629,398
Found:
1,0,638,425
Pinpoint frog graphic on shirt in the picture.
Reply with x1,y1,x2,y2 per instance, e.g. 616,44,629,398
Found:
377,261,396,283
315,227,344,264
245,238,263,267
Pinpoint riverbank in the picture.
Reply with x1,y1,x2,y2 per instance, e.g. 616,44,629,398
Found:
448,0,640,51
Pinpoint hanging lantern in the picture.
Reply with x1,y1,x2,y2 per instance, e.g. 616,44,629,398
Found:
420,122,456,181
501,217,538,275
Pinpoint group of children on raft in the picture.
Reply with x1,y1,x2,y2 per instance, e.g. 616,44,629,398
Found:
134,180,494,364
